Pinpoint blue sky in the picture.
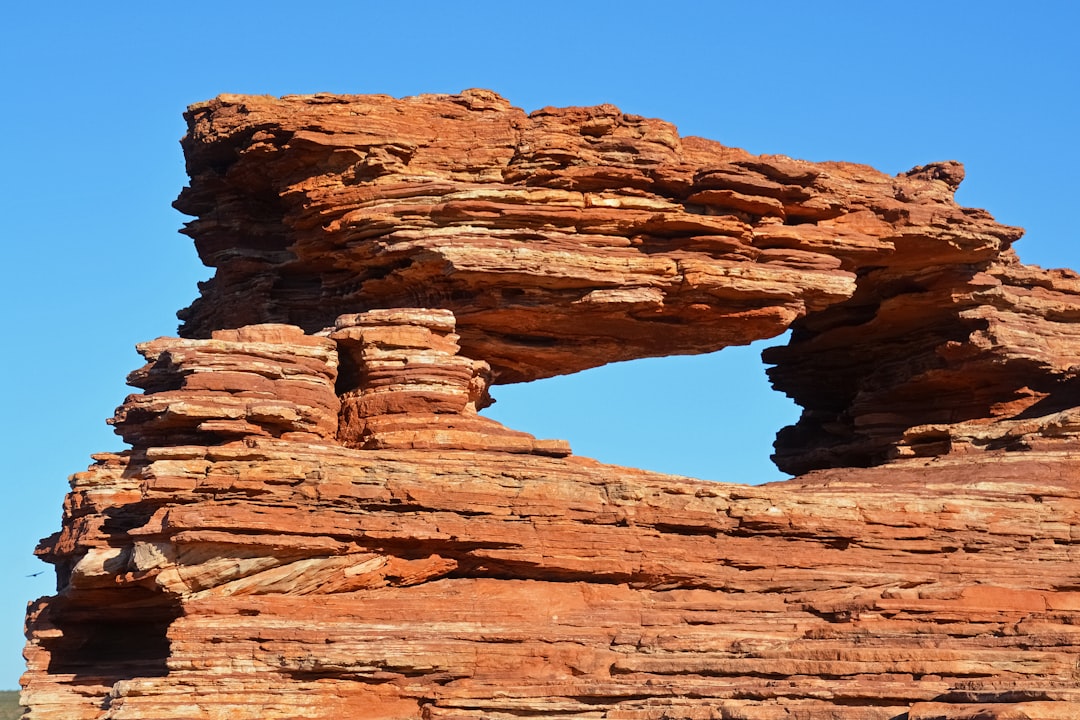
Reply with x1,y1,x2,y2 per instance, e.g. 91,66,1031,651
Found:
2,1,1077,690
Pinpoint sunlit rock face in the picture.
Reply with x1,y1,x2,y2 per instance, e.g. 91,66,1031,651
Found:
22,91,1080,720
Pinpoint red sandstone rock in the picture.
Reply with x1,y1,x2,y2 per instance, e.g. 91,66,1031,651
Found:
165,89,1080,470
113,323,341,446
331,308,568,455
172,91,1014,387
766,250,1080,473
24,431,1080,719
21,91,1080,720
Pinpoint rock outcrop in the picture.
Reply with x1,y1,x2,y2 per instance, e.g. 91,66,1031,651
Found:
22,91,1080,719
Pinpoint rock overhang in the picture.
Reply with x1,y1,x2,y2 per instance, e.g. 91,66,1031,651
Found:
175,90,1016,381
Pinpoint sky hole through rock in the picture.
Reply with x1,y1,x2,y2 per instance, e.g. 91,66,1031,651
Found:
481,333,798,484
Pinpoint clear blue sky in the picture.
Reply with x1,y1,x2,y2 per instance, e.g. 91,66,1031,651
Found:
2,1,1077,690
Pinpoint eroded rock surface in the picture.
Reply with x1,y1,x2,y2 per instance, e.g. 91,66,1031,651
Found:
22,91,1080,719
172,90,1015,388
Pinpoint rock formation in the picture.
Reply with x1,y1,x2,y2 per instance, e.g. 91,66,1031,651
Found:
22,90,1080,719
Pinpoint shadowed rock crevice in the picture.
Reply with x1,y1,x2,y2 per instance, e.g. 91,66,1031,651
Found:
39,597,180,681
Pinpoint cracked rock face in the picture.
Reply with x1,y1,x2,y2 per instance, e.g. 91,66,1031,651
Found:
22,91,1080,719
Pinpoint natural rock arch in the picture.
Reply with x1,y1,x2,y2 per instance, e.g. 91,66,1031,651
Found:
478,338,800,483
174,89,1080,474
22,91,1080,720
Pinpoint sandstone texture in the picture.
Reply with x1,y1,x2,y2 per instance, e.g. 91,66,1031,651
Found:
22,91,1080,719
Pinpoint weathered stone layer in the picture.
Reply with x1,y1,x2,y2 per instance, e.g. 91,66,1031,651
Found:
767,252,1080,473
24,429,1080,719
330,308,568,455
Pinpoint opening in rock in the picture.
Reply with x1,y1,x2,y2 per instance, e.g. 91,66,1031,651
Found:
481,335,798,484
42,591,182,682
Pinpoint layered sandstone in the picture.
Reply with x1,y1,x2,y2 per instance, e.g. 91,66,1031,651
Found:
172,90,1015,388
22,91,1080,720
330,308,568,455
167,90,1080,469
767,250,1080,474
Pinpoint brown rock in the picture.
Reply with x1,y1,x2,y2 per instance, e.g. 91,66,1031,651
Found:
24,438,1080,719
21,91,1080,719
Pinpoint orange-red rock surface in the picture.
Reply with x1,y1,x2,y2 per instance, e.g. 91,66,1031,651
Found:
22,91,1080,719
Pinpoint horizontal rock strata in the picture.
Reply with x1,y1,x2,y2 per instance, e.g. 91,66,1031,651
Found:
23,91,1080,719
24,420,1080,719
767,252,1080,473
172,91,1014,389
331,308,568,455
112,324,340,446
166,90,1080,470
